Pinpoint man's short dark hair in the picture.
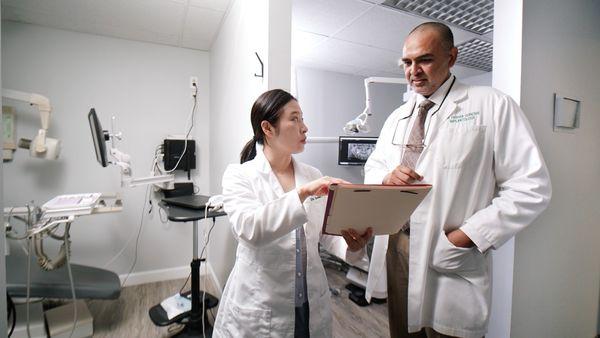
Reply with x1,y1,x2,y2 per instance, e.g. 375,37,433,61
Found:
408,22,455,51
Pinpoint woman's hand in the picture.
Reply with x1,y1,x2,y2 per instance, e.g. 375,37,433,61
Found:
341,227,373,252
297,176,349,202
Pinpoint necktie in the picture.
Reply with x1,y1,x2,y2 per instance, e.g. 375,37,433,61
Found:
400,99,435,169
399,99,434,233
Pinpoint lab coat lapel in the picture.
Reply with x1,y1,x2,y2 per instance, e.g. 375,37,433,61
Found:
391,97,417,145
424,82,468,146
439,81,468,124
398,97,416,120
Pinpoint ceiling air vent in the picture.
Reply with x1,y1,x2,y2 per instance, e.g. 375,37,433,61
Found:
382,0,494,35
455,38,493,72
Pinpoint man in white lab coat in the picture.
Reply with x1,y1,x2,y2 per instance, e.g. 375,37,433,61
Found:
363,22,552,337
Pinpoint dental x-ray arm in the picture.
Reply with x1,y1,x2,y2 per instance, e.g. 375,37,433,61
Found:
344,77,409,134
2,88,61,159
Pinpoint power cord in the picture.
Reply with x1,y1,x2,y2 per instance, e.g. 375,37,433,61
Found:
163,83,198,174
174,205,218,337
177,195,222,292
177,207,217,294
109,83,199,275
103,150,160,269
201,206,214,338
26,214,32,338
121,184,151,287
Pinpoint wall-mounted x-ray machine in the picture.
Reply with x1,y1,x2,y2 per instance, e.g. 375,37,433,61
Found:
2,88,61,161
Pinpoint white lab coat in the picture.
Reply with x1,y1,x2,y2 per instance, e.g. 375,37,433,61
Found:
213,148,350,338
364,79,551,338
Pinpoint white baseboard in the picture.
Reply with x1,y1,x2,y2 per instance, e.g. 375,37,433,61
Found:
119,262,222,297
119,265,190,287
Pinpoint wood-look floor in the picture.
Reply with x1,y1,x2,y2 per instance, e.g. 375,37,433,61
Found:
88,266,389,337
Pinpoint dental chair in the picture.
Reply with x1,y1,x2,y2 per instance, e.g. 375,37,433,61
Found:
6,252,121,338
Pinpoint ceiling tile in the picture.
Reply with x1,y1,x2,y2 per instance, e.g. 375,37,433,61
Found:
181,5,224,50
292,0,374,36
87,0,185,44
295,58,364,77
292,1,492,78
292,29,328,59
189,0,230,12
357,67,404,78
2,0,186,46
1,0,228,51
334,5,423,52
303,37,401,72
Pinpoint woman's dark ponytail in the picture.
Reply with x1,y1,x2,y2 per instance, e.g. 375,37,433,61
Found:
240,137,257,164
239,89,296,164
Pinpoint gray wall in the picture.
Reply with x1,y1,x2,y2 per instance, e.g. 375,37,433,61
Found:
1,21,210,285
294,66,405,183
512,0,600,337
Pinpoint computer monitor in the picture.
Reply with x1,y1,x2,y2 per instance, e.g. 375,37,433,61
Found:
338,136,377,166
88,108,108,167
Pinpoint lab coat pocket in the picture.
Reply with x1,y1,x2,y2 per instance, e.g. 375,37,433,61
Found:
220,303,271,338
437,125,486,169
430,230,478,273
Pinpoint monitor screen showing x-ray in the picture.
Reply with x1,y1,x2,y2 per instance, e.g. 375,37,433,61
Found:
338,136,377,166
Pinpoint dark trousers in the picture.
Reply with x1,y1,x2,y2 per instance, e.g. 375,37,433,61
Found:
294,301,310,338
387,231,458,338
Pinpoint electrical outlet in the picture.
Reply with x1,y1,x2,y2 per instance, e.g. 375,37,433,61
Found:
190,76,198,98
190,76,198,89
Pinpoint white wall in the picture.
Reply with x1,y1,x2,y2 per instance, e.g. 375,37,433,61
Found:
0,6,6,335
461,72,492,87
486,1,524,336
267,0,292,90
294,66,405,183
511,1,600,337
1,21,210,285
207,0,268,291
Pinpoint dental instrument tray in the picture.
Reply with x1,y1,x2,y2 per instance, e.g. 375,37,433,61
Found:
41,193,123,218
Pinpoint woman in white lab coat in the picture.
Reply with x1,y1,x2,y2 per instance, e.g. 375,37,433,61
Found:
212,89,371,338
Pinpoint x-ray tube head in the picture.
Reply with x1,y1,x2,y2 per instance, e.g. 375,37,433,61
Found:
88,108,109,167
343,108,371,134
2,88,61,160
